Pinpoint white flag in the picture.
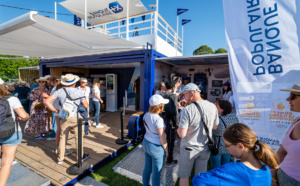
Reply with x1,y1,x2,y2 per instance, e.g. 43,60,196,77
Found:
223,0,300,151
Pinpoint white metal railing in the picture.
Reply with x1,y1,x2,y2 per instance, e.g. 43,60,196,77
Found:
87,11,183,54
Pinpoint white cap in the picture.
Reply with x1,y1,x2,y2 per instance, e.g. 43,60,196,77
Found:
149,94,169,106
0,78,4,85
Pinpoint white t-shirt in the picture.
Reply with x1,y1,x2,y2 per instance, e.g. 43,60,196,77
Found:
100,86,106,98
7,96,23,132
92,86,101,102
143,112,165,145
77,86,90,103
223,90,233,100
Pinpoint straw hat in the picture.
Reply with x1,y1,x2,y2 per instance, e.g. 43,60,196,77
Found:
280,81,300,93
61,74,80,86
80,78,88,83
19,81,27,86
44,75,52,79
100,80,105,84
37,77,47,82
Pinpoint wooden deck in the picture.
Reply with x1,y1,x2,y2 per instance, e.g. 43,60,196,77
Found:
16,110,139,186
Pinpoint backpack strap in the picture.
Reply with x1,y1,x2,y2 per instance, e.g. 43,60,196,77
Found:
218,116,227,129
192,102,214,144
62,88,85,107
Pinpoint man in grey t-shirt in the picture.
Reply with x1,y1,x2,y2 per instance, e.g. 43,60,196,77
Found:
177,83,219,186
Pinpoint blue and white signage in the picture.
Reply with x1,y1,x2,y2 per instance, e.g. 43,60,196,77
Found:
223,0,300,151
60,0,147,25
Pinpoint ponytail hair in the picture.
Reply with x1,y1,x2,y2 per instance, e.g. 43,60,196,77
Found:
223,123,279,169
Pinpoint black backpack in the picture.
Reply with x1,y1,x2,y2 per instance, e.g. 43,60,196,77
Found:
0,95,16,139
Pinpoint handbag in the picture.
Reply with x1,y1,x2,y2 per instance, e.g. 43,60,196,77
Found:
34,101,45,111
192,102,218,156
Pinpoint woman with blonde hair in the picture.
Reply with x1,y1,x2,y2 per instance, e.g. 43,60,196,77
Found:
91,82,103,128
193,123,279,186
142,94,169,186
0,78,29,186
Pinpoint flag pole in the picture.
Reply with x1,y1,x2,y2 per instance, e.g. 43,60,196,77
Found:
182,24,184,54
54,2,57,20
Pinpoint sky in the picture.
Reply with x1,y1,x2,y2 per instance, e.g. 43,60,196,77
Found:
0,0,227,56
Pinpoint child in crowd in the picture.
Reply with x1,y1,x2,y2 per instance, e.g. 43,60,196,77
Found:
193,123,279,186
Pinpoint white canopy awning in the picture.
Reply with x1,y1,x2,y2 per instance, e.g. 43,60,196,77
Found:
60,0,148,25
0,11,144,59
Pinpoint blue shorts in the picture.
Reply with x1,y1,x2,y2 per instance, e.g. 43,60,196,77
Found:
0,131,22,147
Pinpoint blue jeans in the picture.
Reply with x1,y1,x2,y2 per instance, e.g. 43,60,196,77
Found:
93,101,100,124
142,138,165,186
89,98,94,112
210,153,231,169
49,112,57,138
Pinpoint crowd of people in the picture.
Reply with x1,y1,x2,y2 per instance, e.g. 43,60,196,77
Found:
0,73,110,185
1,73,299,186
142,76,300,186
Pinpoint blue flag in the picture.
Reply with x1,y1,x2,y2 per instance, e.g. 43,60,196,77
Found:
182,19,191,25
177,8,189,16
74,15,82,27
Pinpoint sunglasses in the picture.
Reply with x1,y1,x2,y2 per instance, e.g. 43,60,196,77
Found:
39,81,46,83
289,93,300,100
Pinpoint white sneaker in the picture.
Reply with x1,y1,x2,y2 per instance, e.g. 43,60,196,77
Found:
92,122,97,126
57,161,63,165
47,137,56,141
65,149,73,156
96,124,104,128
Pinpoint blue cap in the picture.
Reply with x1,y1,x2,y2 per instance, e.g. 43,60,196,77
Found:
223,82,231,87
183,76,189,80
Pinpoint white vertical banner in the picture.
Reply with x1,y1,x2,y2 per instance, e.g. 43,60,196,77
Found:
223,0,300,151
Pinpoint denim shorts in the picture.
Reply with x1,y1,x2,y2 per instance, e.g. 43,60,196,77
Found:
0,131,22,147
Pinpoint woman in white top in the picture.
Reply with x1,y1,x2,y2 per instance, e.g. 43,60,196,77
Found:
142,94,169,186
223,82,233,100
92,82,103,128
0,79,29,186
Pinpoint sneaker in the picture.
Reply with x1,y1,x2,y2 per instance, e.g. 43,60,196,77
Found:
35,135,46,140
57,161,63,165
92,122,97,126
166,160,178,167
47,137,56,141
82,153,90,162
65,149,73,156
96,124,104,128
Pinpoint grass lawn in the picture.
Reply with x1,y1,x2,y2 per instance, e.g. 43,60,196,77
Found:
90,143,212,186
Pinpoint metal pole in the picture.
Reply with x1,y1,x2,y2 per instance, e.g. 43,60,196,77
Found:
77,118,83,169
120,108,124,140
85,0,87,29
126,0,129,40
118,21,120,37
54,2,57,20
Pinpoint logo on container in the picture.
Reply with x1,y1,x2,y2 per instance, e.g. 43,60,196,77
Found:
109,1,123,14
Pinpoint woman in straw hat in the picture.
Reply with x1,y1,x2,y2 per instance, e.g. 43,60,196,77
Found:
24,77,50,139
271,81,300,186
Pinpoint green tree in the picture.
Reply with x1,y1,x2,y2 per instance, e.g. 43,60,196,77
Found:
193,45,214,55
215,48,227,53
0,55,39,81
